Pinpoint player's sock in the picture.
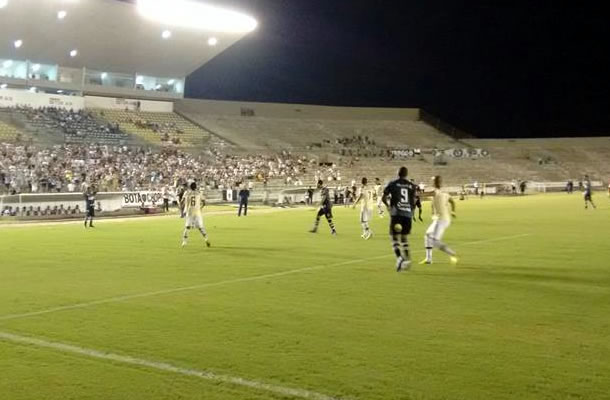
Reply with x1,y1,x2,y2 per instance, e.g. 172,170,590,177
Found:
425,247,433,262
361,223,367,236
400,235,410,260
182,228,189,245
311,216,321,232
327,217,336,233
424,235,434,261
391,235,402,259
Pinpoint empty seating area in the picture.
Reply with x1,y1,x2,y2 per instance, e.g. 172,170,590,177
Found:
178,114,458,153
95,109,210,147
0,120,26,142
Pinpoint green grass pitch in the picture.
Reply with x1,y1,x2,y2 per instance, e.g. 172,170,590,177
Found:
0,194,609,400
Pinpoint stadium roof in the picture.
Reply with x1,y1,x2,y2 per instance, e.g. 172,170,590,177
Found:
0,0,257,78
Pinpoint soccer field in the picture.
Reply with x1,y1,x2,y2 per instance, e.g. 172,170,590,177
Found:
1,194,609,400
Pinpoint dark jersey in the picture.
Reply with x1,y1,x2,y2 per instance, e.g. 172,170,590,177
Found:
320,187,332,209
414,193,422,209
383,178,416,217
584,180,592,195
239,189,250,201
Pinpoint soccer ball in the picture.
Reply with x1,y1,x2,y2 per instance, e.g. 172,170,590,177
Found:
393,223,403,233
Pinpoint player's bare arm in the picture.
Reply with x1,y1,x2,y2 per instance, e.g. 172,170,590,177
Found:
381,192,390,210
449,197,457,218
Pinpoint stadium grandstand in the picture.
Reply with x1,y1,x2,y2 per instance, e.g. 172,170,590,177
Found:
1,0,609,208
1,2,610,400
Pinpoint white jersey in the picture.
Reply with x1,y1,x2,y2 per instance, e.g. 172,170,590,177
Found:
431,189,451,221
358,185,374,211
183,190,204,217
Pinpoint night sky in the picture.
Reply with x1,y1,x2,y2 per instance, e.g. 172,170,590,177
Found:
186,1,610,139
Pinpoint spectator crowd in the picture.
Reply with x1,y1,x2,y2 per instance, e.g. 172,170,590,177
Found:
0,142,323,195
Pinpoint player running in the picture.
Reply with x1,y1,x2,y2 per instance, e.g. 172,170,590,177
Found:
583,175,596,209
420,176,458,265
352,177,374,240
374,178,385,218
382,167,417,272
181,182,211,247
309,180,337,235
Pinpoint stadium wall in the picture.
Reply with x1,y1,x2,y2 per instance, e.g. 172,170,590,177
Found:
84,96,173,112
0,89,84,110
177,99,419,120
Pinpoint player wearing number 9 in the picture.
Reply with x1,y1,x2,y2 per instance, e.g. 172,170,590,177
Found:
382,167,417,272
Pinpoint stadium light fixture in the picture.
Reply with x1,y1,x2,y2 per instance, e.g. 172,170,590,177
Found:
101,72,108,79
32,64,41,72
70,49,78,57
136,75,144,84
137,0,257,33
167,79,175,85
57,10,67,19
161,30,172,39
0,0,7,9
0,84,7,89
208,37,218,46
2,60,12,68
14,39,23,48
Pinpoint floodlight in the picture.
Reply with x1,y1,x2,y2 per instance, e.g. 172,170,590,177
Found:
137,0,257,33
14,39,23,48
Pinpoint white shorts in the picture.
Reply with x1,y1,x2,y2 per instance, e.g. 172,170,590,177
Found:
425,218,450,241
185,215,204,229
360,208,372,223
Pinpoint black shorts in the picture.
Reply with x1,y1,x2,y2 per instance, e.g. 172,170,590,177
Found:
584,193,592,201
317,207,333,219
87,206,95,217
390,215,412,235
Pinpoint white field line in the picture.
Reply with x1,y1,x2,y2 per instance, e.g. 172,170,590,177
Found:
0,207,309,229
0,255,388,322
0,233,532,399
0,233,531,323
0,206,305,229
0,331,342,400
